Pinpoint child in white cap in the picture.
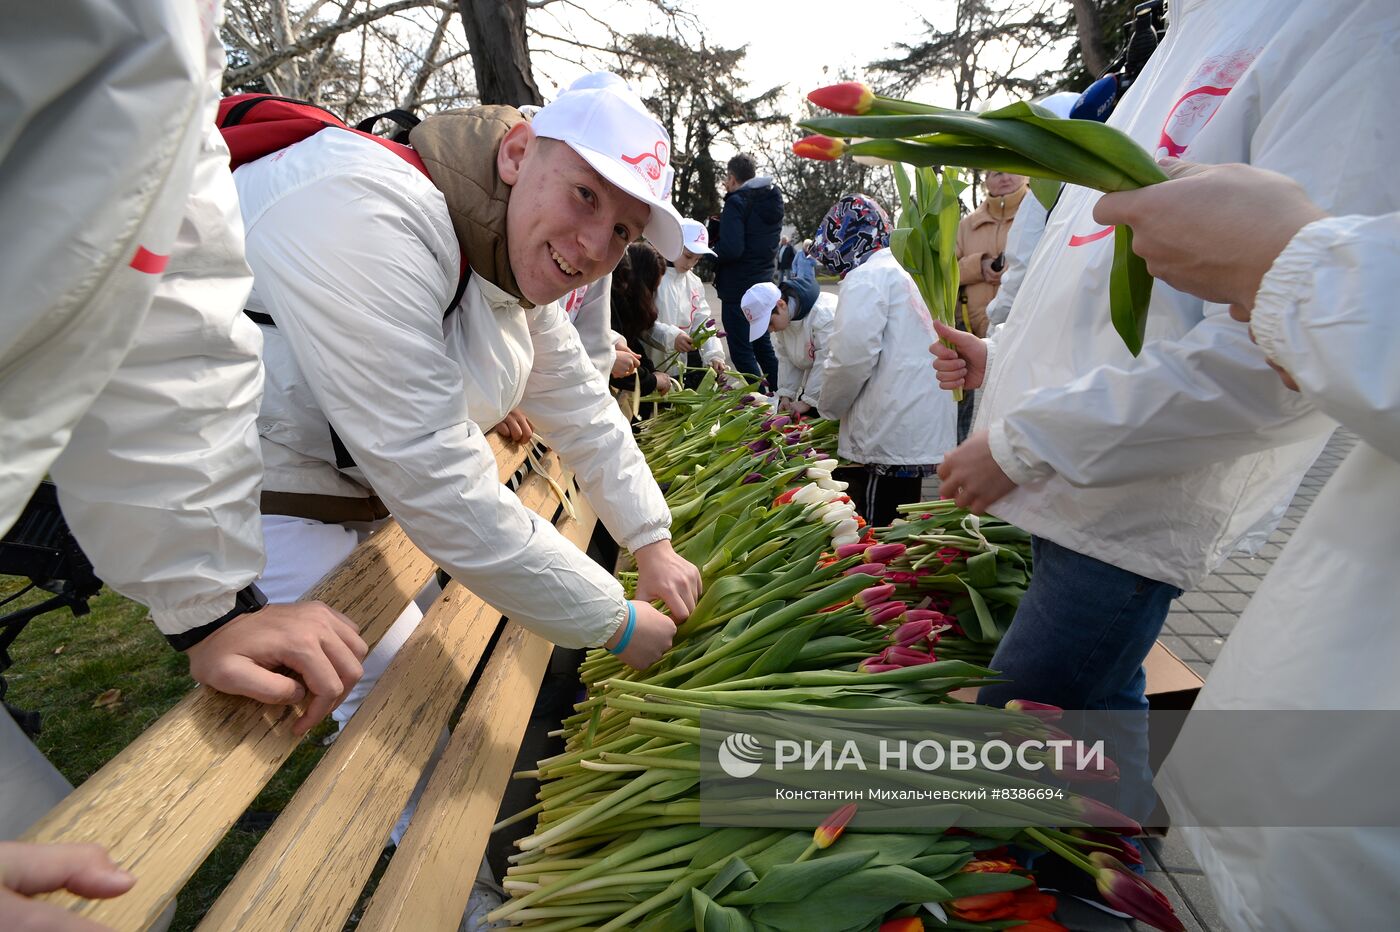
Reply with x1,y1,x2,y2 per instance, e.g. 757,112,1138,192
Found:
651,218,726,381
741,278,835,417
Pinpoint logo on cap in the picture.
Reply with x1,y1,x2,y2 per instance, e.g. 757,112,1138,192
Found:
623,140,670,196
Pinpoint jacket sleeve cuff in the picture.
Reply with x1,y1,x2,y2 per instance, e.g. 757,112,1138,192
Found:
624,525,673,552
154,589,251,649
1249,219,1325,364
589,599,631,650
958,253,985,283
987,418,1053,486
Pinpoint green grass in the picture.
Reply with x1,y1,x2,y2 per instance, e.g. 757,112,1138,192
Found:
2,575,335,929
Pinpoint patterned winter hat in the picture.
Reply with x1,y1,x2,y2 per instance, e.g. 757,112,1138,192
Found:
809,194,891,278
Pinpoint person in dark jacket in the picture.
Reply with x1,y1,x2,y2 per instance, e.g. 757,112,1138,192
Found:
609,242,672,417
776,236,795,280
714,154,784,389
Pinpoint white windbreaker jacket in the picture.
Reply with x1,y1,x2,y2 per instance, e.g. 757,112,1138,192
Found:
1160,214,1400,931
978,0,1400,590
773,293,836,410
650,267,723,375
0,0,266,638
563,275,619,379
820,250,957,466
234,129,671,648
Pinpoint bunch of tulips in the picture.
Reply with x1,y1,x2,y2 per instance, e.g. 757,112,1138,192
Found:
793,81,1167,356
487,380,1183,931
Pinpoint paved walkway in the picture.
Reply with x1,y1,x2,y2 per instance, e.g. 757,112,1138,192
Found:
920,428,1356,931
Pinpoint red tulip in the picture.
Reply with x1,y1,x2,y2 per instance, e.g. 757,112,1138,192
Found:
884,645,936,667
1073,797,1142,836
877,919,923,932
813,802,858,848
869,601,910,626
901,609,943,623
960,859,1018,873
1090,853,1186,932
773,487,800,506
793,134,846,161
865,543,907,564
807,81,876,115
859,660,901,674
1071,829,1144,867
836,541,872,559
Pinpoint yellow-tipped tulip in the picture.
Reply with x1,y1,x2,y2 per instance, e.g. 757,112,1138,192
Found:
813,801,858,848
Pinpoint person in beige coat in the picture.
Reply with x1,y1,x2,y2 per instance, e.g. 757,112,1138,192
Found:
956,172,1029,338
953,171,1028,440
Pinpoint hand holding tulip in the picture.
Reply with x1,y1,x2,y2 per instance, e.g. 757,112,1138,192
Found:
653,371,673,396
633,539,702,620
1092,159,1326,320
605,601,677,668
929,320,989,391
937,430,1018,514
673,331,695,353
611,344,641,379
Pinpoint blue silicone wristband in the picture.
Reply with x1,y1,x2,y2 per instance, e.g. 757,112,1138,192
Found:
607,602,637,656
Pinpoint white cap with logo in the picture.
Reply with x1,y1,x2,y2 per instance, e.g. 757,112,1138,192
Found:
531,72,685,260
681,219,715,257
740,282,781,341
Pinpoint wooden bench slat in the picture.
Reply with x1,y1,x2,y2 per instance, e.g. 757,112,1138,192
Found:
195,452,570,932
20,435,531,929
358,493,599,932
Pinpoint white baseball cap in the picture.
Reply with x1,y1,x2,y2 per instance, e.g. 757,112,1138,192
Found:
681,219,715,257
531,72,685,261
740,282,781,340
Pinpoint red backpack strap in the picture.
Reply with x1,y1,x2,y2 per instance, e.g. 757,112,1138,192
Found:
217,93,428,175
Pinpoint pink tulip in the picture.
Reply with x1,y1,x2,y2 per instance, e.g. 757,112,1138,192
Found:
1073,797,1142,836
1004,699,1065,722
1090,854,1186,932
868,601,909,626
864,543,907,564
901,609,944,623
893,618,935,646
885,645,937,667
836,541,871,559
859,660,901,674
844,562,887,577
853,584,896,608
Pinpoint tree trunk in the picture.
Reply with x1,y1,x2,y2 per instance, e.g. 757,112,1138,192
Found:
1072,0,1111,78
457,0,541,106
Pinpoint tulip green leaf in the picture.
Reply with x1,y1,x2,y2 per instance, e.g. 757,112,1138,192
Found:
965,551,1000,589
931,870,1033,900
692,889,755,932
980,101,1169,188
1111,224,1154,356
750,865,953,926
690,828,777,870
723,851,877,905
959,580,1002,644
747,624,817,678
1029,177,1061,211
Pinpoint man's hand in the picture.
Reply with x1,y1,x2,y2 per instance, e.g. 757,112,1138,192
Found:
936,430,1018,514
673,332,695,353
0,841,135,932
604,601,677,669
185,602,368,736
492,409,534,444
654,371,673,396
929,321,989,391
980,256,1003,285
1093,159,1326,319
633,540,702,621
791,399,813,416
611,346,642,379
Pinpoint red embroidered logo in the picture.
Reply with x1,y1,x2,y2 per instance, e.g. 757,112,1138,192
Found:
1156,48,1257,158
563,284,588,320
622,140,669,179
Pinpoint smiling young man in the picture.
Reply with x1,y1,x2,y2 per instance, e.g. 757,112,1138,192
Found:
233,75,700,696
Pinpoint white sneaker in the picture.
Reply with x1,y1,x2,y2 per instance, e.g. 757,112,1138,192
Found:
459,859,507,932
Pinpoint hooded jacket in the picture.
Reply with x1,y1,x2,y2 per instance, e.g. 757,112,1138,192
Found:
956,186,1027,338
976,0,1400,592
773,285,836,410
234,113,672,649
1160,212,1400,932
714,177,785,300
819,249,957,465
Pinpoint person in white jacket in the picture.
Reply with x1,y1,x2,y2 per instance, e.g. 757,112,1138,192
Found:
745,276,835,417
930,0,1400,821
650,219,726,380
1,2,365,928
236,75,701,689
808,195,957,526
1098,163,1400,930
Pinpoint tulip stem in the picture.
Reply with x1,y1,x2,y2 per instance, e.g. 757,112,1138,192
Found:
1023,826,1097,875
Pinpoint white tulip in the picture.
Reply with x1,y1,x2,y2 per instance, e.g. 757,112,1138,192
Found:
817,478,850,492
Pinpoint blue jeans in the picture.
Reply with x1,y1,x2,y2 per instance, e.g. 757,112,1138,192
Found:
721,296,779,389
978,536,1182,822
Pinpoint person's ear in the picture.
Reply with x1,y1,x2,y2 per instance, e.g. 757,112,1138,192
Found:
497,122,535,186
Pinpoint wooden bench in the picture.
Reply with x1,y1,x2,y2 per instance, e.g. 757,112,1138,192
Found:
21,436,592,931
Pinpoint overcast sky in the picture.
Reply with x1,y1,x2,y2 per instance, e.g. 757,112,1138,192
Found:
528,0,1072,163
